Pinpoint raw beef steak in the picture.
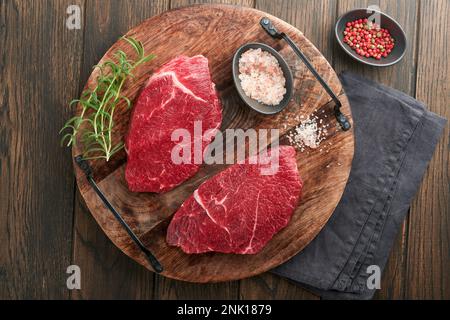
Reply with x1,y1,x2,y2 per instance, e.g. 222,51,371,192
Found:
125,55,222,193
167,146,303,254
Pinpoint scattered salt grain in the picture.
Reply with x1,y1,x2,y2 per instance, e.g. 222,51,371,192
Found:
286,115,328,151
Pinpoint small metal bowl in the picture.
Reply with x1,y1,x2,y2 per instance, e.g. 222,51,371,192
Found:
335,9,407,67
232,43,293,115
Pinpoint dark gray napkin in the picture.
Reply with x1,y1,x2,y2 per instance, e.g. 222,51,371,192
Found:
273,71,447,300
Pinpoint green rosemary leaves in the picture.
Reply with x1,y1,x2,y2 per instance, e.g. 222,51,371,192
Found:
60,36,155,161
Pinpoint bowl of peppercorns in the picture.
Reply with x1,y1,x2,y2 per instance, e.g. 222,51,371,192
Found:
335,8,407,67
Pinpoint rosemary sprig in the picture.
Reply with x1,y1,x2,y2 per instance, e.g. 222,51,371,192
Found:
60,36,155,161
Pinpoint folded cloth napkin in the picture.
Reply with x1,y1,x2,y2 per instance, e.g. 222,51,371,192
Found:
273,71,447,300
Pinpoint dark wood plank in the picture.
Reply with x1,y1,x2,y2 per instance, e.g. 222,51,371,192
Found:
71,0,169,300
152,0,253,300
72,194,155,299
334,0,419,300
0,0,84,299
240,274,316,299
256,0,338,61
406,0,449,299
238,0,339,300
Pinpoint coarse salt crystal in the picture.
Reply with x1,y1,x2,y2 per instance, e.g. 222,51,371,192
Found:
238,48,286,106
287,115,328,151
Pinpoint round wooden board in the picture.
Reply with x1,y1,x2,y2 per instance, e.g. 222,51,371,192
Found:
73,4,354,283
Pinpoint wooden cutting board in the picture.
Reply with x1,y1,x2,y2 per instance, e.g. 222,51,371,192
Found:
73,4,354,283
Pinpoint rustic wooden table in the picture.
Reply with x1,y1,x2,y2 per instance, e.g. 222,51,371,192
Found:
0,0,448,300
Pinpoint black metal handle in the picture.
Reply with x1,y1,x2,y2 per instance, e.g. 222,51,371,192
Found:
75,156,163,273
260,17,351,131
260,17,283,39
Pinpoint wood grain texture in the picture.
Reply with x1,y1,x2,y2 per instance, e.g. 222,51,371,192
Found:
239,0,339,300
72,193,155,299
239,273,315,300
334,0,419,300
72,4,354,284
406,0,450,299
71,0,169,300
0,0,84,299
256,0,337,61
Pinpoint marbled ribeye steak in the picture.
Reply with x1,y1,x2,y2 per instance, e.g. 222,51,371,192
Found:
125,55,222,193
167,146,303,254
